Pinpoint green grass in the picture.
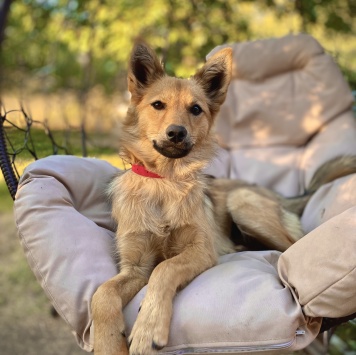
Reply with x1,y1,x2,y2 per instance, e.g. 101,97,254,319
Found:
0,183,14,213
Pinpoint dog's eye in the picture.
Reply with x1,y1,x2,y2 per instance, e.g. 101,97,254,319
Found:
190,104,203,116
151,101,165,110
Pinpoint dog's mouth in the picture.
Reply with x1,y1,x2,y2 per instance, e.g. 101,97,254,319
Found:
153,140,193,159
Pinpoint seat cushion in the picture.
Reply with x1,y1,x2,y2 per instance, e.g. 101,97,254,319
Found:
14,156,320,353
124,251,321,354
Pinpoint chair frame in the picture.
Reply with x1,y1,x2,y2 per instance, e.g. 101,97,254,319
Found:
0,109,18,200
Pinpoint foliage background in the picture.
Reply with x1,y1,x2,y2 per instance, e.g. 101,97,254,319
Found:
1,0,355,138
1,0,356,97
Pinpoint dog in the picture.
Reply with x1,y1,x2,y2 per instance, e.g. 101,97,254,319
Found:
91,41,356,355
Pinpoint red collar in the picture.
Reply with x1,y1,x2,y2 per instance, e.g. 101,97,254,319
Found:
131,164,163,178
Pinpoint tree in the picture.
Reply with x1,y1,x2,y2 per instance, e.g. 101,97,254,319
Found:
0,0,12,51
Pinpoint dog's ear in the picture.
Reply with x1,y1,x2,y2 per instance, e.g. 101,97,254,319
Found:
193,47,233,115
128,41,165,102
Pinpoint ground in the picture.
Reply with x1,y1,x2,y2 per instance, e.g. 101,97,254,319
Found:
0,212,87,355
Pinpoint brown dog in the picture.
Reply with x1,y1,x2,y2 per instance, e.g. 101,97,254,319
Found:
91,41,356,355
92,41,235,355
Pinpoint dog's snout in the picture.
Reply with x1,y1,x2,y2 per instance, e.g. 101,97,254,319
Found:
166,125,187,144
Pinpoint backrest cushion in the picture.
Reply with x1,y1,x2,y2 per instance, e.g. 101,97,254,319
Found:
210,34,354,149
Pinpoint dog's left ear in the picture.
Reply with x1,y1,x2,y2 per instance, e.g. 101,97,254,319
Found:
193,48,233,115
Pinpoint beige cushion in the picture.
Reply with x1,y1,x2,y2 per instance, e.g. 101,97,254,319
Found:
15,156,323,353
279,206,356,318
207,34,356,197
211,34,354,149
124,252,321,354
302,175,356,233
14,156,118,352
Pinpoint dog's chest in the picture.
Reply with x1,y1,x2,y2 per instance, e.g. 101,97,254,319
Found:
112,173,205,237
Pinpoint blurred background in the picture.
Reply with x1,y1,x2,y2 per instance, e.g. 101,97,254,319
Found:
1,0,355,130
0,0,355,354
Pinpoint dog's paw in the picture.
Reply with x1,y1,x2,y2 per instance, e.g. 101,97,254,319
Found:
128,302,171,355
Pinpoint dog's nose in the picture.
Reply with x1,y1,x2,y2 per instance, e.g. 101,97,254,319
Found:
166,125,187,144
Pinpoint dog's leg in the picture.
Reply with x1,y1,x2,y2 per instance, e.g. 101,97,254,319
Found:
227,187,304,251
128,225,217,355
91,233,158,355
92,272,148,355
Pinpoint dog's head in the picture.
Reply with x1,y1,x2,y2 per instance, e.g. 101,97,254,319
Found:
120,41,232,178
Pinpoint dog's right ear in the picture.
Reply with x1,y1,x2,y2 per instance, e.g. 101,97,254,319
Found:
128,41,165,102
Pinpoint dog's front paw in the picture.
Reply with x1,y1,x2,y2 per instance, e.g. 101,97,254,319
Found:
128,302,171,355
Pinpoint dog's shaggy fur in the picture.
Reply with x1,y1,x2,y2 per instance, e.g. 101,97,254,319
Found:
91,42,356,355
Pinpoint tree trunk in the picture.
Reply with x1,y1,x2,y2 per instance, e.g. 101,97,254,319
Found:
0,0,12,51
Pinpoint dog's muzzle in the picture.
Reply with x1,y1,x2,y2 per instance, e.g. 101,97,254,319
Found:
153,125,193,159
